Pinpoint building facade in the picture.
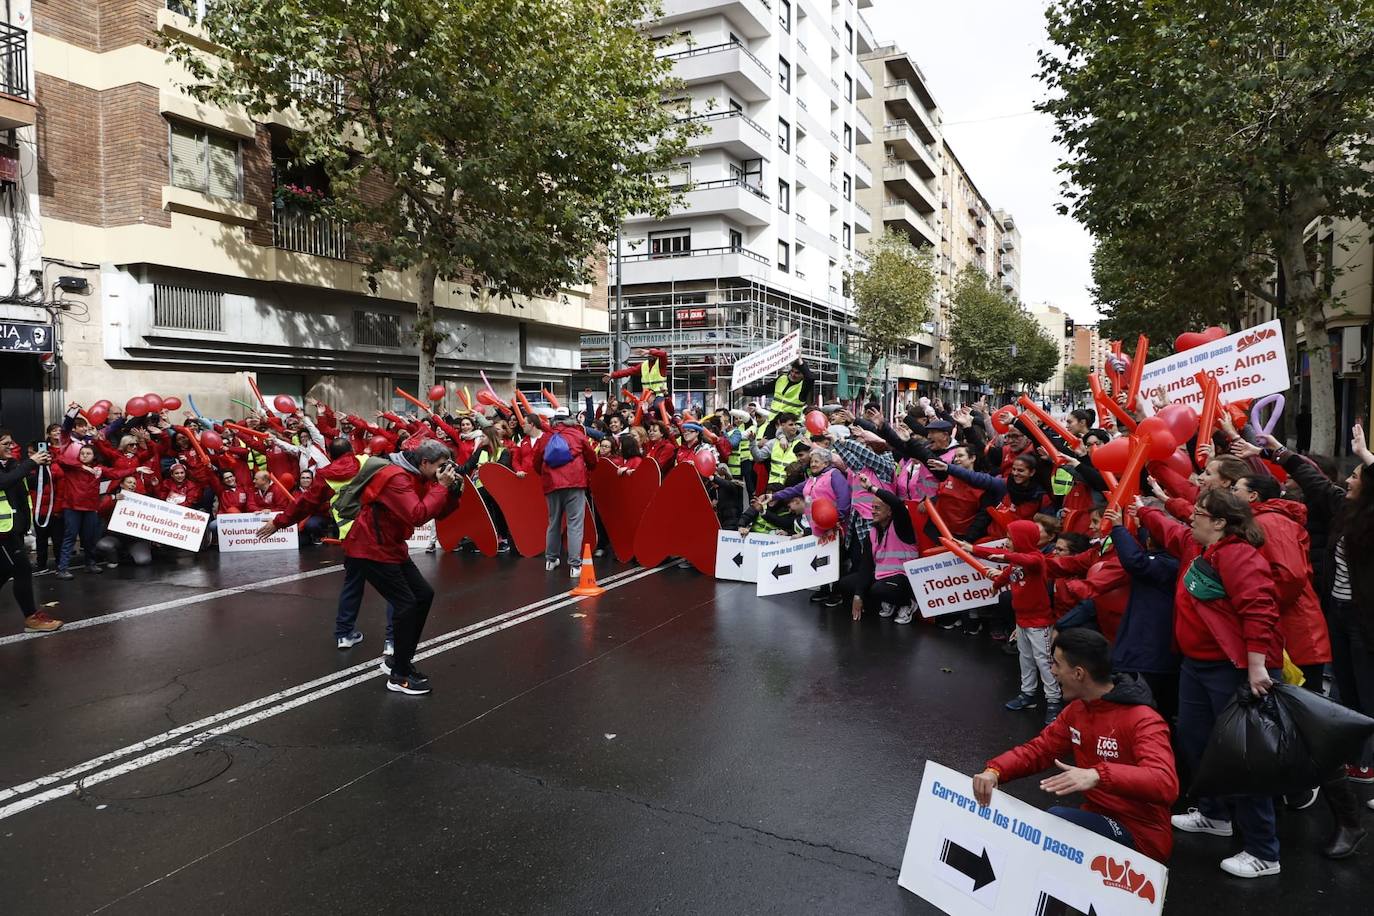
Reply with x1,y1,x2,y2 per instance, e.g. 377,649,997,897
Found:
1071,323,1113,378
1027,301,1072,395
3,0,605,441
579,0,878,408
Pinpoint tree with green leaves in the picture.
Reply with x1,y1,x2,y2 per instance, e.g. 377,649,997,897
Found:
1009,311,1060,392
169,0,693,390
947,267,1055,396
850,228,937,396
1063,363,1092,399
1039,0,1374,453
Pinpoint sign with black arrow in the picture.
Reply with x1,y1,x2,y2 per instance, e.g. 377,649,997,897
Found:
1036,892,1097,916
755,535,840,596
713,531,787,584
940,839,996,891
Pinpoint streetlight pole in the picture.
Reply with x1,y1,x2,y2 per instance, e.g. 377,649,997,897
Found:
612,229,624,401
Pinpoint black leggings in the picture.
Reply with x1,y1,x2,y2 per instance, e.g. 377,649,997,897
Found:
33,512,64,569
0,537,37,618
838,571,914,612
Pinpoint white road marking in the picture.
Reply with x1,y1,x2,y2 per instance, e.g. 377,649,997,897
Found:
0,564,665,821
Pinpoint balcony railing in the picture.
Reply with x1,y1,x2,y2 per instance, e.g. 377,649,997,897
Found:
621,245,770,265
676,108,771,140
273,209,349,260
657,39,770,76
0,22,30,100
665,176,770,201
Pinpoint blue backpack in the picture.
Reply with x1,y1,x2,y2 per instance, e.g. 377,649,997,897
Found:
543,430,574,468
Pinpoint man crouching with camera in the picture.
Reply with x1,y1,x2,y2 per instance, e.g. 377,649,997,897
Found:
261,439,462,695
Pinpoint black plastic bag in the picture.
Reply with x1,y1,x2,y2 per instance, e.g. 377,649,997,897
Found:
1191,686,1316,796
1272,683,1374,778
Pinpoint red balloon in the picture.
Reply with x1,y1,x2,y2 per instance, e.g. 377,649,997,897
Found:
1174,326,1227,353
162,396,182,412
427,384,447,402
1136,417,1178,461
1091,436,1132,475
805,410,829,437
991,405,1019,435
1159,447,1195,479
368,434,392,455
1156,403,1199,444
692,449,717,478
92,399,112,410
278,472,296,491
86,404,109,425
143,394,164,413
198,429,224,451
125,396,149,418
273,394,298,414
476,390,502,407
810,496,839,530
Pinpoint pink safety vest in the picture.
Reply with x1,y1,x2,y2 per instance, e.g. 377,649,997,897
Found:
870,519,919,581
803,468,841,532
848,467,886,519
894,457,938,502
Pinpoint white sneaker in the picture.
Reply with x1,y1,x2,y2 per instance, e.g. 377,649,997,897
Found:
878,602,896,618
336,631,363,650
569,565,582,579
1171,808,1233,836
1219,851,1280,878
378,658,392,675
545,559,560,572
895,606,915,624
1367,798,1374,811
383,639,394,657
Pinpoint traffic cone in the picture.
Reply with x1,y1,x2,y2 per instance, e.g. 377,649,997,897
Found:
570,543,605,597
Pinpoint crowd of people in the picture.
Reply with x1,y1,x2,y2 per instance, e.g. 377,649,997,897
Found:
1,347,1372,877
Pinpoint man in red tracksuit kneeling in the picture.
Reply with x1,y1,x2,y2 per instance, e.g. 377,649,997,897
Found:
972,628,1179,863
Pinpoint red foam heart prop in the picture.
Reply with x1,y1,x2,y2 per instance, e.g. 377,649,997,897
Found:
477,463,548,557
633,462,719,574
589,457,661,562
1174,325,1226,353
986,505,1017,535
436,474,499,555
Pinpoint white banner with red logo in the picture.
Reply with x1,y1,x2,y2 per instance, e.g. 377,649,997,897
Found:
730,330,801,390
1138,319,1288,408
107,491,208,552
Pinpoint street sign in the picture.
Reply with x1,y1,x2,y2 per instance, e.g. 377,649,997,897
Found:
0,321,53,354
714,530,787,583
899,761,1166,916
755,535,840,596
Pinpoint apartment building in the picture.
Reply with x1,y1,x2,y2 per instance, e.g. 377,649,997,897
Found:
14,0,605,433
1027,301,1072,395
580,0,878,408
1071,323,1113,376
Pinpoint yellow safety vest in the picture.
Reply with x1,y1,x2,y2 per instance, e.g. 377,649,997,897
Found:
639,357,666,395
0,490,13,534
326,474,356,539
727,427,752,474
769,374,806,416
768,437,799,485
472,446,503,489
1052,466,1074,497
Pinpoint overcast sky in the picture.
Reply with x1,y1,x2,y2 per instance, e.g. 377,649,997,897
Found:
866,0,1100,322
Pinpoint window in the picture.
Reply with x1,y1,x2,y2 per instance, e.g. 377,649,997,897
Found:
649,228,691,257
729,229,743,252
153,283,223,332
169,121,242,200
778,118,790,153
777,241,790,273
779,57,790,93
778,179,790,213
845,23,854,53
728,97,743,113
843,224,852,250
741,158,763,190
167,0,207,20
843,124,852,151
843,173,852,201
780,0,791,32
353,311,402,348
844,74,853,102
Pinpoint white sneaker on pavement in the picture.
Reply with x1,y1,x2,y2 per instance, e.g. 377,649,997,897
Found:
895,605,915,624
545,559,560,572
878,603,895,618
1219,851,1280,878
1171,808,1233,836
569,565,582,579
336,631,363,650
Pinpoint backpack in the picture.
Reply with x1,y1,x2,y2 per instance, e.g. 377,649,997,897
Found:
331,458,404,525
543,430,574,468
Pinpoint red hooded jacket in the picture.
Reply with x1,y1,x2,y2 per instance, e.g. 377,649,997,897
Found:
531,422,598,494
974,519,1054,628
1048,545,1132,643
1252,499,1332,666
987,674,1179,863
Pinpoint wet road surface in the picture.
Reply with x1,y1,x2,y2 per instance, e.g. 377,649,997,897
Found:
2,549,1369,914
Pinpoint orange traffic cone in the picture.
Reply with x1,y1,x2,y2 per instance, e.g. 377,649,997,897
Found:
570,543,605,597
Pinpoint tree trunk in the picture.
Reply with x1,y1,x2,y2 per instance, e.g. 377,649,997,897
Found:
861,351,880,406
416,260,439,393
1276,217,1334,454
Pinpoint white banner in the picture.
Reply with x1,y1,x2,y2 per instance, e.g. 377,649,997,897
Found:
904,539,1007,619
107,491,208,552
755,535,840,596
730,330,801,390
1138,319,1288,408
900,761,1166,916
714,531,788,583
408,520,437,552
217,512,299,553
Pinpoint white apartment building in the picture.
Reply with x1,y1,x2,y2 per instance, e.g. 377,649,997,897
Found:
580,0,879,407
1028,301,1072,395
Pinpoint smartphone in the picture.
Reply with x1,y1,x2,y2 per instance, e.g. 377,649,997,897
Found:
37,442,47,454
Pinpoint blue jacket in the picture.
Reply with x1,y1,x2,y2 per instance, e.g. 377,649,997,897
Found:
1109,524,1180,675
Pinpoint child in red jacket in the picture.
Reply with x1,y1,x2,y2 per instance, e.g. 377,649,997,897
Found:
969,518,1063,723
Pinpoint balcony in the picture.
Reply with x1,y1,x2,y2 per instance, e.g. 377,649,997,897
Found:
656,0,772,39
273,209,349,260
0,22,34,130
883,159,939,214
855,62,874,100
678,109,771,160
854,109,873,144
619,245,772,286
853,201,872,234
660,40,772,102
856,11,877,53
882,197,938,248
854,157,873,189
1001,235,1015,252
625,177,772,227
883,81,938,142
881,121,938,179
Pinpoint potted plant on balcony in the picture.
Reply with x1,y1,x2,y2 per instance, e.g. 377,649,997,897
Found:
273,183,327,212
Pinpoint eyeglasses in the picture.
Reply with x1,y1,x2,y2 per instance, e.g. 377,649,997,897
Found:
1191,510,1215,521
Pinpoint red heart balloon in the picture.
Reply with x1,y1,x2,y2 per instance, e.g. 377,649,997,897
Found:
1174,325,1226,353
589,457,661,563
1091,436,1133,475
633,463,719,574
991,405,1019,435
436,474,499,555
477,462,548,558
1135,417,1178,461
1156,403,1199,443
198,429,224,451
810,496,839,530
125,396,149,417
804,410,828,436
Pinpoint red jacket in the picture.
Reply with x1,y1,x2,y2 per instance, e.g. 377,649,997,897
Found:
56,459,104,511
1252,499,1332,665
644,437,677,473
247,486,281,513
344,467,459,563
1139,506,1283,670
974,520,1054,628
156,478,203,507
531,423,597,493
933,473,982,536
987,675,1179,863
1048,545,1132,643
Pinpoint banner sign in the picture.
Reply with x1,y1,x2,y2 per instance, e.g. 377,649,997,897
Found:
714,530,788,583
107,491,208,552
1138,319,1288,407
407,519,437,552
0,320,53,354
755,535,840,596
904,539,1007,619
217,512,298,553
730,330,801,390
899,761,1167,916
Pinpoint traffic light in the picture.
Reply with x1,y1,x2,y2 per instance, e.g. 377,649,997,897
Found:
1064,317,1075,338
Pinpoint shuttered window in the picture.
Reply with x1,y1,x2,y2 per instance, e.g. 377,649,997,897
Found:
353,311,401,348
153,284,224,332
169,121,242,200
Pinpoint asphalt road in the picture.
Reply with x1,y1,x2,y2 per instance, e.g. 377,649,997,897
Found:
1,548,1368,914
